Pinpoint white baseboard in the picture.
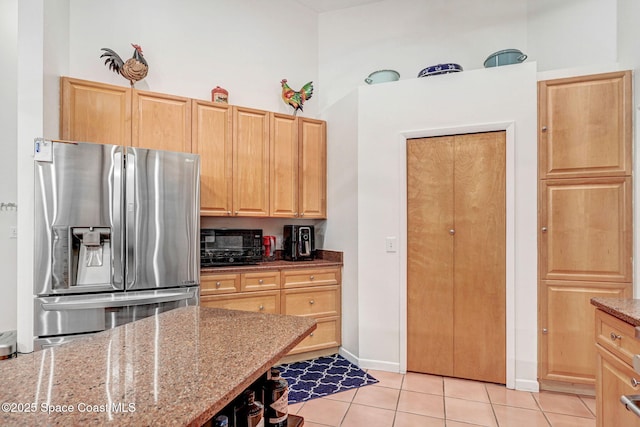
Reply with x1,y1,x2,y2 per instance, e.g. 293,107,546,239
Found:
339,348,401,373
515,378,540,392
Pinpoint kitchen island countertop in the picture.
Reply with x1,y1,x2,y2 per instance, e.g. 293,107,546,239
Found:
0,306,316,426
591,297,640,327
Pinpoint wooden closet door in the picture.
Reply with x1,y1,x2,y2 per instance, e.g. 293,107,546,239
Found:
407,136,455,376
453,131,506,384
407,132,506,384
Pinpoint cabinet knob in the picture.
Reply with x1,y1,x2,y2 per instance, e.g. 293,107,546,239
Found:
227,211,231,215
632,378,639,387
310,332,314,337
542,328,548,334
309,299,315,305
215,281,221,288
301,212,305,217
611,332,622,341
541,126,548,132
541,227,548,233
294,212,298,217
234,211,239,215
258,279,264,284
449,229,455,235
259,305,264,311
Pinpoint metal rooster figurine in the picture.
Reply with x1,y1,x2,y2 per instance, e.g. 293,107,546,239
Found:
280,79,314,115
100,44,149,87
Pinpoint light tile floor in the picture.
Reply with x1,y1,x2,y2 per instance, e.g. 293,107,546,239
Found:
288,370,596,427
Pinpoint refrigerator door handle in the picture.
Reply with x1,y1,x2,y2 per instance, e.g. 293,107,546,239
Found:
112,148,124,289
40,291,196,311
125,148,136,289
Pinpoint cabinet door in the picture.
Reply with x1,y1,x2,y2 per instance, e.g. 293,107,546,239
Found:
192,100,233,215
539,281,631,385
538,71,632,179
539,177,632,283
270,113,299,217
132,89,192,152
298,118,327,219
597,346,640,427
60,77,131,146
232,107,270,216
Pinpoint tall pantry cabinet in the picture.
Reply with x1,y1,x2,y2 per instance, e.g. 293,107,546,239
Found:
537,71,633,390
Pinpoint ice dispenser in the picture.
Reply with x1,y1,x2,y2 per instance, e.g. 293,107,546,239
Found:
70,227,111,287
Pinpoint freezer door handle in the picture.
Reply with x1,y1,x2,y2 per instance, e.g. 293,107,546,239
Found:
40,291,195,311
112,148,124,289
621,395,640,418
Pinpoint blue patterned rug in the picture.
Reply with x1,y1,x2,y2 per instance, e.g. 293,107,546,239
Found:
276,354,378,404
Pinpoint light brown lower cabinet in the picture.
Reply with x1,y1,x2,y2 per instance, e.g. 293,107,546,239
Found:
200,266,342,357
595,309,640,427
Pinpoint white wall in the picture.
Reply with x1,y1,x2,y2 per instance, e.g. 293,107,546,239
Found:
65,0,319,118
331,63,538,389
0,0,18,333
318,0,528,111
527,0,618,72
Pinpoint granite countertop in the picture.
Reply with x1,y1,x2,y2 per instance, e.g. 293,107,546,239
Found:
202,249,343,274
0,307,316,426
591,297,640,327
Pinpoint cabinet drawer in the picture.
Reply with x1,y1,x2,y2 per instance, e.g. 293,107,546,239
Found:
200,291,280,314
201,273,240,295
282,267,340,288
597,345,640,427
596,309,640,366
241,271,280,292
288,316,340,355
282,285,340,318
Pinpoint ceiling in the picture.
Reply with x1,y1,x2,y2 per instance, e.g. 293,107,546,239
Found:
293,0,384,13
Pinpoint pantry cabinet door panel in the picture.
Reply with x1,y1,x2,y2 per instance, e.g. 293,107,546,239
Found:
539,281,630,384
538,71,631,178
540,177,632,283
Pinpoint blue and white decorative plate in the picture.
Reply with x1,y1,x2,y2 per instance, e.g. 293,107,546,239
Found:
418,63,463,77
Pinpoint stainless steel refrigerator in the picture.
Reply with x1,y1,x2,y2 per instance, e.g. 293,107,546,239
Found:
33,141,200,349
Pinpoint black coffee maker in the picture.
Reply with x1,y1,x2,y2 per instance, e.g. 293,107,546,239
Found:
283,225,315,261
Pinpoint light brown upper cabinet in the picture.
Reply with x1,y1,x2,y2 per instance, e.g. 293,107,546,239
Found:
538,71,632,179
192,100,233,216
60,76,191,153
298,117,327,219
60,77,131,146
232,106,270,217
132,89,191,152
270,115,327,219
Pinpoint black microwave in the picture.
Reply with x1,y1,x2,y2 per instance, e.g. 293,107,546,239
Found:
200,229,263,267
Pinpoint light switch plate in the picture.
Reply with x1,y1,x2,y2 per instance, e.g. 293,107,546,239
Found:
385,236,397,253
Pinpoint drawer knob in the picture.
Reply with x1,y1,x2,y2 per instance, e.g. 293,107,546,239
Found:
310,276,315,280
258,279,264,284
259,305,265,311
309,299,315,305
215,281,221,288
632,378,639,387
611,332,622,341
310,332,314,337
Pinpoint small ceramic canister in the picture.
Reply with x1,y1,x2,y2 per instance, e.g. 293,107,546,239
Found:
211,86,229,103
